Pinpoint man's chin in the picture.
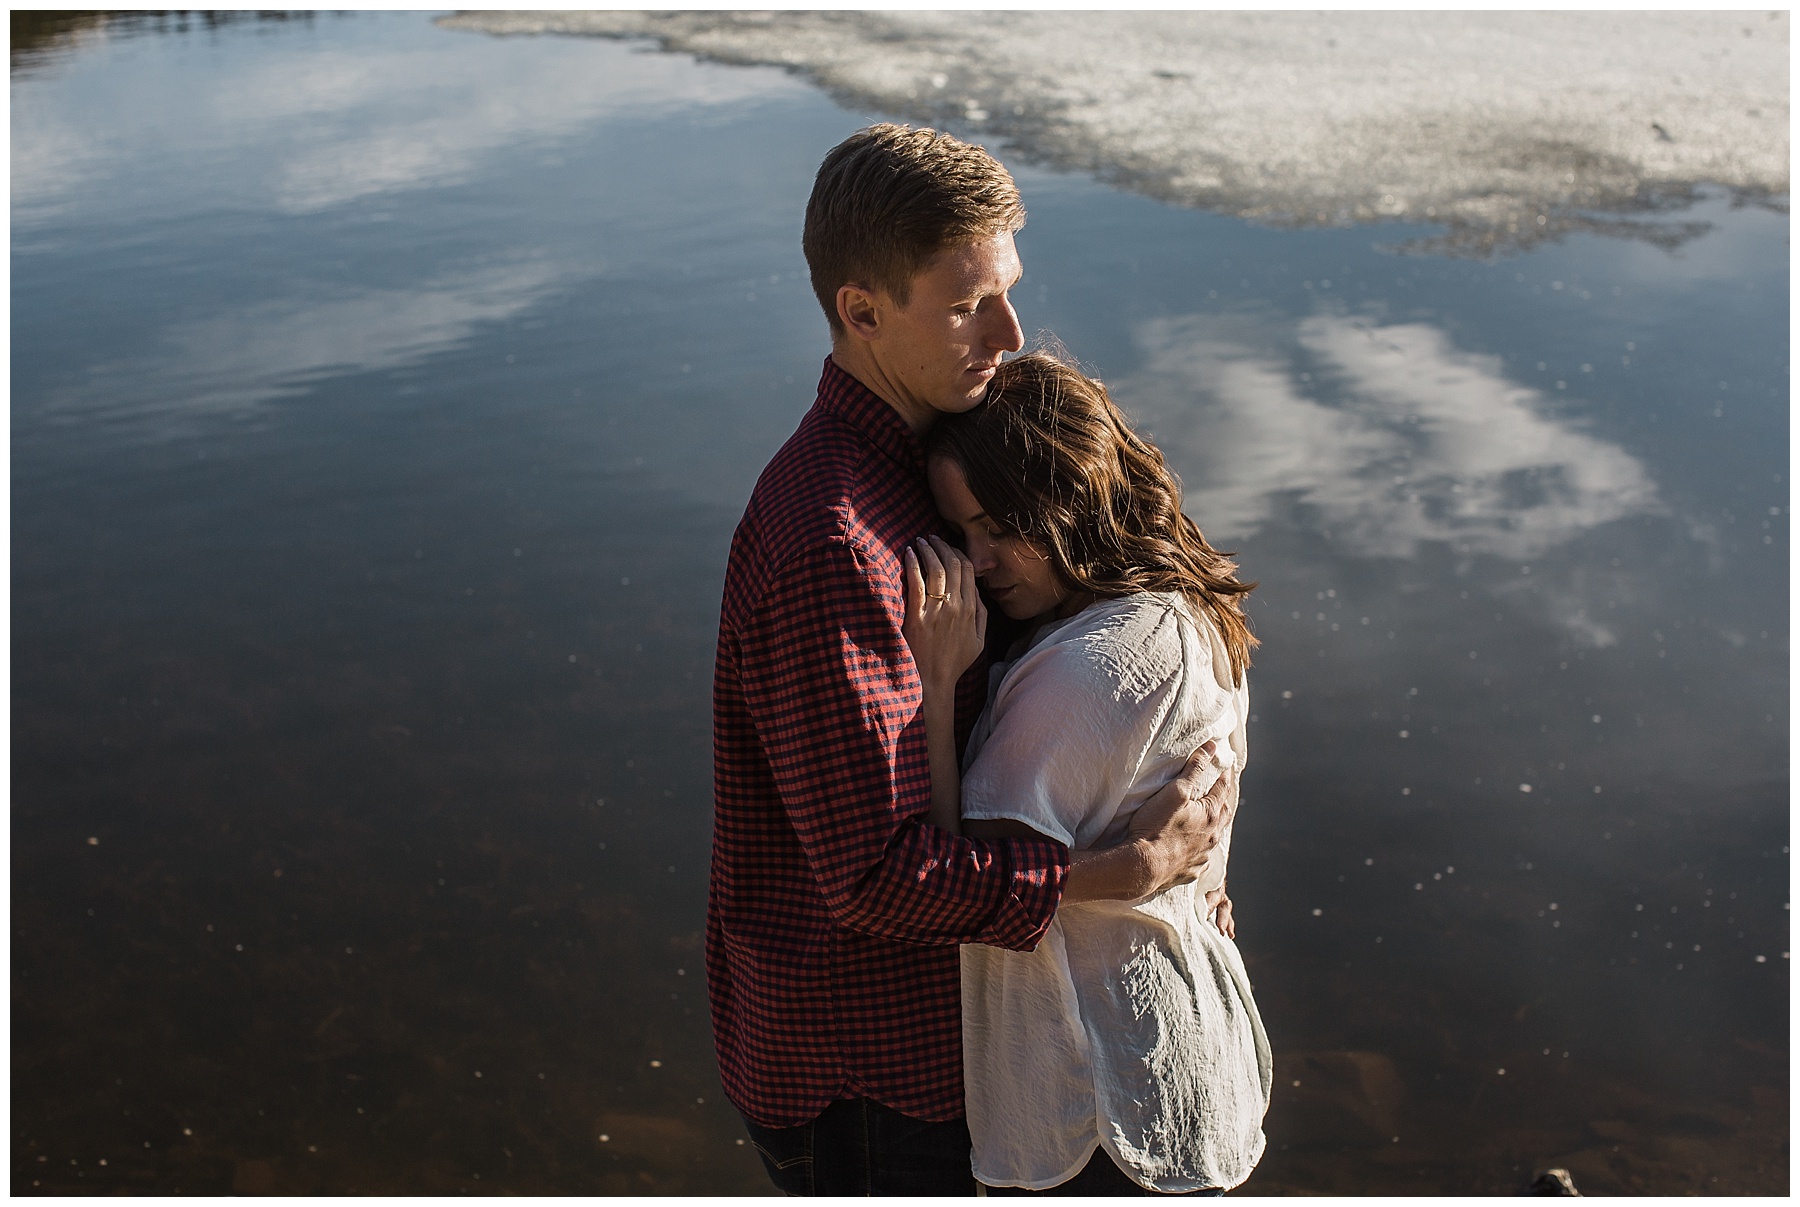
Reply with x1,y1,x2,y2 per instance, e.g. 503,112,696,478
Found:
932,384,991,415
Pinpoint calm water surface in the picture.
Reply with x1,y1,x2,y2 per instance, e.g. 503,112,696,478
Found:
12,13,1788,1196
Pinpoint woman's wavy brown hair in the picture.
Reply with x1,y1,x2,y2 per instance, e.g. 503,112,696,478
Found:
927,350,1257,684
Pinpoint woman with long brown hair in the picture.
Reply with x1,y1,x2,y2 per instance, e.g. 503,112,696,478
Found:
902,350,1272,1195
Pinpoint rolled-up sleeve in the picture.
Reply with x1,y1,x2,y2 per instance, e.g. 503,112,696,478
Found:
737,540,1066,951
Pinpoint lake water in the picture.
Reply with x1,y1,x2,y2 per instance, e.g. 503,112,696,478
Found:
12,12,1787,1196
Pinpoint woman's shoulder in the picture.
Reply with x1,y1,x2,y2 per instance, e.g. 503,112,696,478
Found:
1069,591,1201,647
1020,592,1201,698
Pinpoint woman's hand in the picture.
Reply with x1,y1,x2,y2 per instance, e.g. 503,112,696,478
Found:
1205,884,1236,939
902,535,987,694
903,536,985,835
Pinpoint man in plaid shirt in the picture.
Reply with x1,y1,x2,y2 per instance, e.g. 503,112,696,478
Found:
711,124,1238,1195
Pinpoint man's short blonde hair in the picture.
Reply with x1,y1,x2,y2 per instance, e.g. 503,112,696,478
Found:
804,124,1026,337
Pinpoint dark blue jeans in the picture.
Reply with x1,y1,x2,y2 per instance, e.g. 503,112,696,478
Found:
739,1097,976,1195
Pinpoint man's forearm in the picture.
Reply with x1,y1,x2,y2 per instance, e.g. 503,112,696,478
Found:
1065,838,1165,904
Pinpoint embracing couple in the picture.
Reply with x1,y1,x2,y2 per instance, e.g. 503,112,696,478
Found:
709,124,1272,1196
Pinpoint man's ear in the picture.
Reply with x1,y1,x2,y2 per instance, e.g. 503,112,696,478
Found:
836,282,883,344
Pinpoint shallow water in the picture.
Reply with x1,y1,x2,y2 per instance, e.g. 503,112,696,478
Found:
12,13,1788,1196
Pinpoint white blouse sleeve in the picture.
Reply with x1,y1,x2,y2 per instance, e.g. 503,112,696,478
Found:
960,609,1186,848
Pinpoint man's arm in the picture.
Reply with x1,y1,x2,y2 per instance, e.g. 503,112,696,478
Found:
965,749,1236,904
737,541,1066,951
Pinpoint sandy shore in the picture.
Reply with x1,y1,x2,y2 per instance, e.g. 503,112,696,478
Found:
441,10,1788,255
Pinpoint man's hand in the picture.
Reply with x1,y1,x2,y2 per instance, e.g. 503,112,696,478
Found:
1064,744,1237,904
1124,744,1237,897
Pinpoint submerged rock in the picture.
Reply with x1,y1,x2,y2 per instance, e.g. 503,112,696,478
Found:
1528,1166,1581,1195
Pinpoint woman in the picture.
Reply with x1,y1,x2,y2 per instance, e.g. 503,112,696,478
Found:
901,351,1272,1195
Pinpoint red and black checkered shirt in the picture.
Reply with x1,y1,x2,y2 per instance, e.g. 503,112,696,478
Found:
708,357,1069,1128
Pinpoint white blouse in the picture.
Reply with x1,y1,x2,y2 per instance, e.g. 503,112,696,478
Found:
959,592,1272,1192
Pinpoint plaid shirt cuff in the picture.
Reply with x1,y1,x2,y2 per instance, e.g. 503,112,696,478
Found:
984,836,1069,952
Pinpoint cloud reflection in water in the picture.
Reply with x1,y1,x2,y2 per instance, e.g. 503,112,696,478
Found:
1121,314,1663,571
12,18,809,223
55,260,566,420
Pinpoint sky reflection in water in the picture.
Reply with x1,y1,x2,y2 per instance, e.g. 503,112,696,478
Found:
11,12,1787,1197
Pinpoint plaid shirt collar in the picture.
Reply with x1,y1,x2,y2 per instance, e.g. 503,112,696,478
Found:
814,356,926,478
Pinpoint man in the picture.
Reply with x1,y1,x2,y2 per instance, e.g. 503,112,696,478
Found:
709,124,1236,1195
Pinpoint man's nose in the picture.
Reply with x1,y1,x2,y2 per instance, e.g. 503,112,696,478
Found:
986,294,1024,354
